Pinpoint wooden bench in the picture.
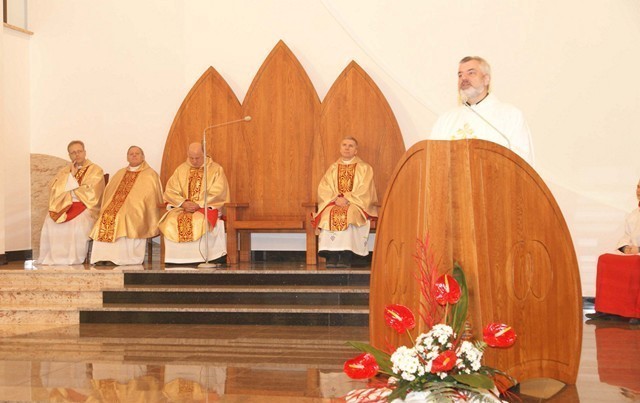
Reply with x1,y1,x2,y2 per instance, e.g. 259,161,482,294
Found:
161,41,405,265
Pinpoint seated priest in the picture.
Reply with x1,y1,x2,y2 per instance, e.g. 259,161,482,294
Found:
89,146,164,265
158,142,230,264
39,140,105,265
312,136,378,268
616,178,640,255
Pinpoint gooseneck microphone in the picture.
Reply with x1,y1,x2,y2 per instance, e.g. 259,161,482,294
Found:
462,102,511,148
198,115,252,268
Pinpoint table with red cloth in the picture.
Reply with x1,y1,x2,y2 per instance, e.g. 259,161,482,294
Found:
595,253,640,318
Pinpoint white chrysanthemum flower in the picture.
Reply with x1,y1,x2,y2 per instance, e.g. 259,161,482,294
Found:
455,340,483,372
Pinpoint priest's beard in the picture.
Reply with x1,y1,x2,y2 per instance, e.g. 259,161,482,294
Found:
459,85,486,104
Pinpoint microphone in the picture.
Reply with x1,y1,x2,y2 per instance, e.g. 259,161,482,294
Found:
462,102,511,148
198,115,251,268
203,116,252,131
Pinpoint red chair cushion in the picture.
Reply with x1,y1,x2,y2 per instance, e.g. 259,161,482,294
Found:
595,254,640,318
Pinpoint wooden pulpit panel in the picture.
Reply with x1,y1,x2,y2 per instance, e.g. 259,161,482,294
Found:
241,40,321,219
370,140,582,384
160,67,245,197
317,61,405,199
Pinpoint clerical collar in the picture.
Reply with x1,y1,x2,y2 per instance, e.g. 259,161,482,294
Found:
468,93,490,106
128,164,142,172
341,157,356,164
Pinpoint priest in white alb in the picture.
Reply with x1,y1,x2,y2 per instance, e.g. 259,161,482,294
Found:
158,142,230,264
312,137,378,268
617,178,640,255
39,140,105,265
89,146,164,265
429,56,534,165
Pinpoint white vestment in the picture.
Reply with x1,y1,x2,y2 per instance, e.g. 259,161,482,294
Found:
430,93,534,165
318,222,371,257
39,209,95,265
164,219,226,264
617,208,640,250
39,174,96,265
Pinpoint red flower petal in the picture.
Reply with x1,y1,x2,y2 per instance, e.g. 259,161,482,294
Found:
431,350,457,373
433,274,461,305
384,304,416,334
483,323,517,348
343,353,379,379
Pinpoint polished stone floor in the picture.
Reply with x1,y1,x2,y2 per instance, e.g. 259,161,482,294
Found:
0,259,638,402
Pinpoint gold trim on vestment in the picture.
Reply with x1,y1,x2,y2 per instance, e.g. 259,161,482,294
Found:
96,171,140,242
329,205,349,231
337,163,356,193
188,167,203,201
177,211,194,242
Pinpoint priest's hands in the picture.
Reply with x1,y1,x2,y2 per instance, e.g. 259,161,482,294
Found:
335,196,350,207
622,245,640,254
182,200,200,213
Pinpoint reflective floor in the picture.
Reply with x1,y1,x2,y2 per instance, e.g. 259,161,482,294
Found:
0,260,638,402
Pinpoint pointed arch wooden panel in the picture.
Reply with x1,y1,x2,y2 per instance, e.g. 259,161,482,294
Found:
161,67,245,196
370,139,582,385
239,41,321,219
316,61,405,199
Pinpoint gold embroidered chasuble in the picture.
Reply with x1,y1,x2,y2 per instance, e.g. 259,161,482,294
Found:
314,156,378,232
47,159,105,223
89,161,164,243
158,157,230,243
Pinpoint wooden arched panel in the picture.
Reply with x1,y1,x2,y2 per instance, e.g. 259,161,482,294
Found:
161,67,245,198
370,139,582,384
317,61,405,199
241,40,321,219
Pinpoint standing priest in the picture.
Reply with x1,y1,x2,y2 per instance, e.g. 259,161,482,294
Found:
158,142,230,264
90,146,164,265
429,56,534,165
39,140,105,265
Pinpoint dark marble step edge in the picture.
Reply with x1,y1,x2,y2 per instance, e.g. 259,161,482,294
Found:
103,291,368,306
103,285,370,293
80,310,369,326
87,304,369,313
124,272,370,286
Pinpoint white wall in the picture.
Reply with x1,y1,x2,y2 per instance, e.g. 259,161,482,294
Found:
25,0,640,295
3,26,32,252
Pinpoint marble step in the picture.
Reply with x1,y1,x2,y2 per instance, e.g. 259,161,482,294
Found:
102,284,369,306
0,306,79,324
123,269,370,287
0,290,103,306
1,270,123,290
80,303,369,326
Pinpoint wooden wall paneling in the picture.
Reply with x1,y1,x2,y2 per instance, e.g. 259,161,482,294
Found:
160,67,244,260
161,67,244,190
317,61,406,199
225,41,321,262
369,139,581,385
310,61,406,264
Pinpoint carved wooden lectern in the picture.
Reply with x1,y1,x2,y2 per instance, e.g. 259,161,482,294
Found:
369,139,582,384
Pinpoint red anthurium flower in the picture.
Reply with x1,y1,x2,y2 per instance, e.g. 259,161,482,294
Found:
483,323,517,348
384,304,416,333
430,350,457,373
433,274,461,305
343,353,379,379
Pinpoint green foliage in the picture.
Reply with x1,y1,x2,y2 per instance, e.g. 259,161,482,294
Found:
450,263,469,336
451,373,495,390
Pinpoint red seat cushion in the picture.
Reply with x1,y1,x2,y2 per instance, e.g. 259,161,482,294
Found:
595,254,640,318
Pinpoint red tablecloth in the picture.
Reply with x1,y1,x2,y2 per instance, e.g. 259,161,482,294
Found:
595,254,640,318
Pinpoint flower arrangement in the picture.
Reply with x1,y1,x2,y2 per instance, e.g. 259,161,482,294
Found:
344,238,517,402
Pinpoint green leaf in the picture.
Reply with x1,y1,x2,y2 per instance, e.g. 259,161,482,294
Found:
346,341,392,373
450,263,469,337
451,373,495,390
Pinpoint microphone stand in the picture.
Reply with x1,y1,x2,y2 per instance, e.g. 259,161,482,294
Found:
198,116,251,268
463,101,511,148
